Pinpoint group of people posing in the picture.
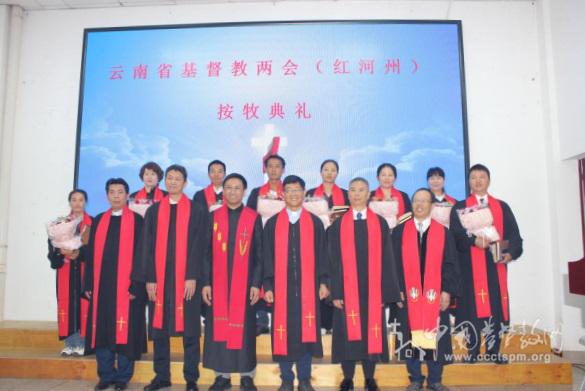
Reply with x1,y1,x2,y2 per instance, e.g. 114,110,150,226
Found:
47,155,523,391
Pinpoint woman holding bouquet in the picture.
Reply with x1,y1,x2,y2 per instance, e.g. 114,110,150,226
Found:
46,189,92,356
130,161,167,202
306,159,349,209
369,163,412,228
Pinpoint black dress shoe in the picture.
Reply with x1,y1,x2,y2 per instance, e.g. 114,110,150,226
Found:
240,376,257,391
114,383,128,391
298,379,315,391
143,378,172,391
210,376,231,390
94,382,111,391
186,381,199,391
364,378,379,391
277,380,294,391
338,378,354,391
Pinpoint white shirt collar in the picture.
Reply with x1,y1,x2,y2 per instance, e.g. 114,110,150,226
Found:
475,193,489,205
414,217,431,233
111,209,123,216
287,208,302,224
434,193,445,202
214,186,222,194
352,208,367,220
170,198,178,205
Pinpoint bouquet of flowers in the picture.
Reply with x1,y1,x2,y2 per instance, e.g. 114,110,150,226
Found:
209,199,223,213
431,202,453,228
46,215,83,250
303,197,331,228
129,198,153,217
369,199,399,229
258,197,286,226
456,204,500,242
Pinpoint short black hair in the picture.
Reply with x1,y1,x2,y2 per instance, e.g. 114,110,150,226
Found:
223,173,248,190
264,154,286,168
68,189,88,203
349,177,369,188
105,178,129,194
165,164,188,181
412,187,433,201
376,163,397,178
426,166,445,179
283,175,305,190
139,161,164,182
320,159,339,172
208,159,226,173
469,163,491,179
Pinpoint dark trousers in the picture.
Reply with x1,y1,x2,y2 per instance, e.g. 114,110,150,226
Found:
96,347,134,384
406,358,443,385
341,359,376,380
153,334,199,382
466,318,502,358
278,353,312,381
320,301,333,331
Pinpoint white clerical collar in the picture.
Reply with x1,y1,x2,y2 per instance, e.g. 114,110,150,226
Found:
352,208,367,220
214,186,222,194
414,217,431,233
287,208,302,224
111,209,123,216
170,198,179,205
475,193,489,205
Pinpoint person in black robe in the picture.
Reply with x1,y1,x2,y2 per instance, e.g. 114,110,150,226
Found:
129,162,168,201
193,159,225,212
83,178,146,391
47,189,92,356
449,164,523,364
263,175,329,391
306,159,349,335
328,177,401,391
391,189,459,391
369,163,412,218
247,154,286,335
201,173,263,391
137,165,208,391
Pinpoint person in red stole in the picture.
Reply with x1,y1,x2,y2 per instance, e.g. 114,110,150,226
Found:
201,173,263,391
306,159,349,335
449,164,523,364
193,160,226,212
138,165,208,391
328,177,401,391
130,162,167,202
427,167,457,205
83,178,146,391
391,189,459,391
370,163,412,217
263,175,330,391
47,189,92,356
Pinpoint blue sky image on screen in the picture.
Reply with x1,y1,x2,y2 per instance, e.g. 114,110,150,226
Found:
77,22,467,214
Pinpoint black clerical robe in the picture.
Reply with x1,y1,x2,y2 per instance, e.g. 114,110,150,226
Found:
137,199,207,338
193,188,223,212
201,205,263,373
84,212,146,360
245,187,262,211
130,188,168,201
391,221,459,363
328,212,401,363
449,198,523,332
263,210,328,362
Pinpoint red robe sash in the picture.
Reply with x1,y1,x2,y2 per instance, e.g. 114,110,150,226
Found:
58,213,92,338
443,193,457,205
313,183,345,206
259,181,284,199
212,205,258,349
374,186,406,217
153,194,191,332
91,207,135,348
273,209,317,355
340,208,383,354
402,219,445,349
466,194,508,321
204,184,219,209
135,186,164,202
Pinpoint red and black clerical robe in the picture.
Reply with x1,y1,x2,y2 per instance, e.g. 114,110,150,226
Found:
391,219,459,363
246,181,284,211
202,205,263,373
47,213,92,339
370,187,413,218
449,194,523,331
83,207,146,359
262,208,328,361
328,208,401,363
306,184,349,209
193,184,223,212
136,194,208,338
130,186,167,202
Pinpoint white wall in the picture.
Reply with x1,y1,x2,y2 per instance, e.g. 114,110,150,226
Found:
2,0,582,349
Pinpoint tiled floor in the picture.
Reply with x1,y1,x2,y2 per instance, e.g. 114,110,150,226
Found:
0,369,583,391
